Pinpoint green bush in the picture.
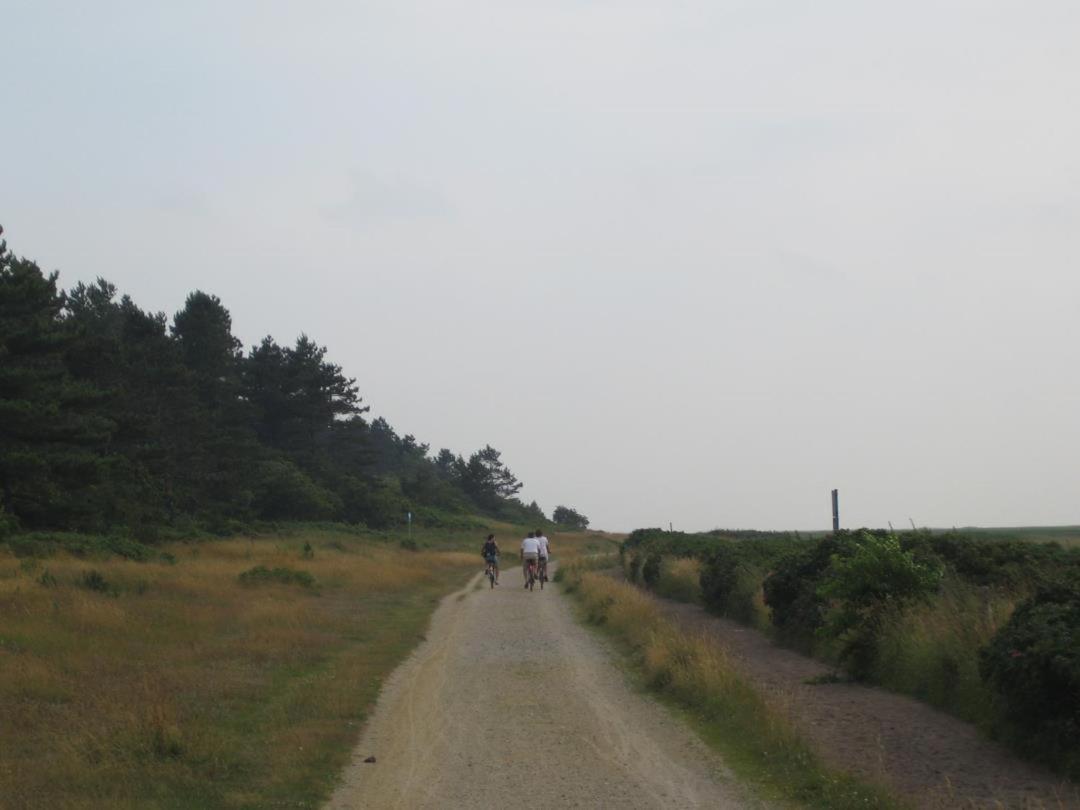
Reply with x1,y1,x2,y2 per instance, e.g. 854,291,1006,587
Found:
763,534,853,648
906,532,1080,587
0,506,19,540
641,552,663,588
81,569,112,593
3,531,169,562
699,541,789,627
816,532,943,680
237,565,316,589
251,460,342,521
980,583,1080,776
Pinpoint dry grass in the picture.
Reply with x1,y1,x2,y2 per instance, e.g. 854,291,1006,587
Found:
0,533,477,809
870,580,1018,727
654,556,703,604
560,562,903,810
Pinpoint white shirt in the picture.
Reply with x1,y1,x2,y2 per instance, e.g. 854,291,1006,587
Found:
521,536,541,555
536,535,550,557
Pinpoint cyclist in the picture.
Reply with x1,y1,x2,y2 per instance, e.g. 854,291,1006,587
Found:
481,534,500,584
535,529,550,583
520,531,541,588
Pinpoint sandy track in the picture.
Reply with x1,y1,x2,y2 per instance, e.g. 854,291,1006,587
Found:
326,569,762,809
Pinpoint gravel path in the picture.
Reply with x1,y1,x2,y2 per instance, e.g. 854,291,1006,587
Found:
652,598,1080,809
325,570,764,809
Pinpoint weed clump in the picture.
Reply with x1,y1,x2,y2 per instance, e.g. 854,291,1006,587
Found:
237,565,316,589
81,569,112,593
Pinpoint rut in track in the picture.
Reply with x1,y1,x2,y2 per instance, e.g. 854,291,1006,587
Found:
325,570,766,810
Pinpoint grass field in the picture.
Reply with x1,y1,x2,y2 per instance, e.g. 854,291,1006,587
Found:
0,523,616,809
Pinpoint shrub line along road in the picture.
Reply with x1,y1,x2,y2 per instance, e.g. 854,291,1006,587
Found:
325,567,764,809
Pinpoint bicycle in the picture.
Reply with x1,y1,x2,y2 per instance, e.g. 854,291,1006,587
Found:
524,558,537,591
537,556,548,590
484,558,497,589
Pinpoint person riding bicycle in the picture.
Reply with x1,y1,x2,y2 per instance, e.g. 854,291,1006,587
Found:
534,529,550,582
520,531,541,588
481,534,500,584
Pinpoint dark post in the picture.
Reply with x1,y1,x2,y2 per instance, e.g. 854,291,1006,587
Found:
831,489,839,532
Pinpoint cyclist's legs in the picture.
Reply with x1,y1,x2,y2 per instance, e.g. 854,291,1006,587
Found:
522,553,538,582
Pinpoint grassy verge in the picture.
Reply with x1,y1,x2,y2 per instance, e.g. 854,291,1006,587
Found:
0,530,477,809
558,562,905,810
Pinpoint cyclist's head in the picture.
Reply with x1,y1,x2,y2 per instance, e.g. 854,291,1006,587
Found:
527,531,535,538
487,534,494,541
534,529,542,536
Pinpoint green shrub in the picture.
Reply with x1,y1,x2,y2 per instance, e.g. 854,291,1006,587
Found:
37,568,58,587
980,583,1080,776
237,565,316,589
906,532,1080,588
763,534,852,648
3,532,167,561
81,569,112,593
251,460,342,521
0,506,19,540
640,552,662,588
816,532,943,680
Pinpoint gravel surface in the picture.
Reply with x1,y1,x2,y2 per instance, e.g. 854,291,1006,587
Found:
652,599,1080,809
325,570,764,809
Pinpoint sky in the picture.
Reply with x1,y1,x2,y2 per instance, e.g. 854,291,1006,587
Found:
4,1,1079,532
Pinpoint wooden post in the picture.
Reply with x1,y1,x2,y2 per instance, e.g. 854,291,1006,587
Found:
831,489,839,533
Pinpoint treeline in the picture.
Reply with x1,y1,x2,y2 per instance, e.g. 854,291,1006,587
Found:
622,528,1080,779
0,238,555,536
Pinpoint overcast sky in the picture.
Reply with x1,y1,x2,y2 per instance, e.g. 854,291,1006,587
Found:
4,1,1079,532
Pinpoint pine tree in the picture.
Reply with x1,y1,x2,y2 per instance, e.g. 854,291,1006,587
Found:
0,245,111,527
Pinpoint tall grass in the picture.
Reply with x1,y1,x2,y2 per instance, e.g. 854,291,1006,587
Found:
653,556,703,604
0,533,477,809
559,562,903,810
869,580,1016,728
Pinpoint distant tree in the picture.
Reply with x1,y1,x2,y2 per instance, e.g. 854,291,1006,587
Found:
0,237,535,534
458,445,522,510
553,505,589,530
65,281,205,526
0,246,112,526
172,291,242,397
244,334,365,460
433,448,459,477
171,291,260,519
524,500,547,523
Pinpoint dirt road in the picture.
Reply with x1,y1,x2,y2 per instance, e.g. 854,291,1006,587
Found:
326,570,762,809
